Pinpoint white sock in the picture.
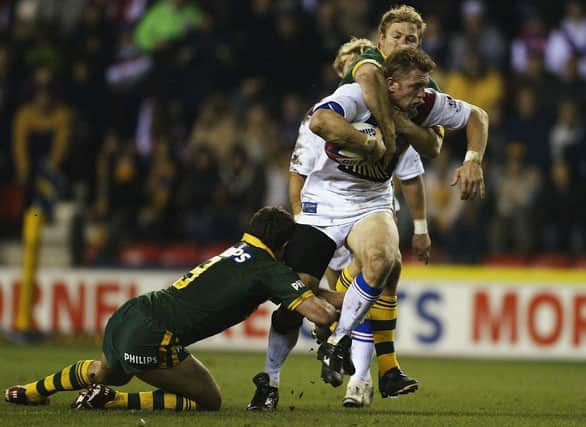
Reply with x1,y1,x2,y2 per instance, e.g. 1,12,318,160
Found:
350,320,374,383
264,325,299,387
331,273,382,342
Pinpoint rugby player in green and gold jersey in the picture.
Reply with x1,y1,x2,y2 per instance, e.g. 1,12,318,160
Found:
4,207,337,412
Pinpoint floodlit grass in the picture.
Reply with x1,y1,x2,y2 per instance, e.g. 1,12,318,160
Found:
1,343,585,426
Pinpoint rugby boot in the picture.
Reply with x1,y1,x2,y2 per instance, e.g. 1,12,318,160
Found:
246,372,279,411
379,367,418,398
72,384,116,409
342,377,374,408
318,335,354,387
4,386,49,406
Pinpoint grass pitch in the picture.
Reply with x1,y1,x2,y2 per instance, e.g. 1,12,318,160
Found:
0,343,585,427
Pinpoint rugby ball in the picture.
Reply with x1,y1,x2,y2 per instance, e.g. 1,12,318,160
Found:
324,122,377,166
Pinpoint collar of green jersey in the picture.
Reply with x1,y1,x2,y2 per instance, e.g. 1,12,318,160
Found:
241,233,276,259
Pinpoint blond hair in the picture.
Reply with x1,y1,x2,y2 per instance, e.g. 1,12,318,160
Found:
378,5,426,41
332,37,375,77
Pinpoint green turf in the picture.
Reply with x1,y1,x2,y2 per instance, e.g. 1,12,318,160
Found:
1,343,585,426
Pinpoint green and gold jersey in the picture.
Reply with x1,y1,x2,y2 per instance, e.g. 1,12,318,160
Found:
339,47,440,90
137,234,312,346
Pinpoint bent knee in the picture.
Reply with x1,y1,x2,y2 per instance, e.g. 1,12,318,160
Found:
363,247,400,280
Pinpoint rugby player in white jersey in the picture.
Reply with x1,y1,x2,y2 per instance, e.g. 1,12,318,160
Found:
310,47,487,388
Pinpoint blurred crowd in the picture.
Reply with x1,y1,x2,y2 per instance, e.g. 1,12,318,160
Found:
0,0,584,266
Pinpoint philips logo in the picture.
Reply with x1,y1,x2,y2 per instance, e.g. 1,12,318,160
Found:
124,353,158,365
291,280,306,291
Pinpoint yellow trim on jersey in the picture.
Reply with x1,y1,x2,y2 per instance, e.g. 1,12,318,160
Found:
378,47,388,60
160,330,173,347
351,59,383,79
241,233,276,259
287,289,315,311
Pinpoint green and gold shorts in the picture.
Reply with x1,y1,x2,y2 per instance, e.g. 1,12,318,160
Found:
102,298,189,375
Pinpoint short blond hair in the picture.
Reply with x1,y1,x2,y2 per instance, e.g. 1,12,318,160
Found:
378,5,426,41
332,37,375,77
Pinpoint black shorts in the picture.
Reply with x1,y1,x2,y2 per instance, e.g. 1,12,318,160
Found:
285,223,336,279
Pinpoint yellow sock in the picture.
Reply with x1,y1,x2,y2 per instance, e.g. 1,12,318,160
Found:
335,266,353,292
328,266,355,332
105,390,198,411
370,296,399,376
24,360,93,402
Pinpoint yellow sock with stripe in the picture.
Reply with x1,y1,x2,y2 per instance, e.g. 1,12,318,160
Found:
370,296,399,376
24,360,93,402
335,266,353,292
105,390,198,411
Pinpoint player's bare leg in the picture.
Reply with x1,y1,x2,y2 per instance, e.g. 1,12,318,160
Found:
320,211,400,387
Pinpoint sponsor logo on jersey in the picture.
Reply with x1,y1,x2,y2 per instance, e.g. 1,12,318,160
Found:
302,202,318,213
291,280,306,291
124,353,158,365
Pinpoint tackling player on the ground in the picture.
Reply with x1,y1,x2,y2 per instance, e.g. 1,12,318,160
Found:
4,207,337,412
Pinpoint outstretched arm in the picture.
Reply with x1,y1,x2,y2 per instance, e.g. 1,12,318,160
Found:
450,105,489,200
295,296,338,327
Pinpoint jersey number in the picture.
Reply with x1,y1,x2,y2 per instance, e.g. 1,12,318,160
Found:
172,256,222,290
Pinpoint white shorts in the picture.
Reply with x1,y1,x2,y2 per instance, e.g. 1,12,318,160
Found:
309,208,392,248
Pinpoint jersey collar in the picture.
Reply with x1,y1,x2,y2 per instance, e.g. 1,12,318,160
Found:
377,47,388,60
241,233,276,259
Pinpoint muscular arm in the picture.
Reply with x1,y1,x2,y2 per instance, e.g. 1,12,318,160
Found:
288,172,305,216
450,105,489,200
294,295,337,327
395,113,443,159
465,106,489,157
309,109,382,159
400,175,431,264
355,63,396,158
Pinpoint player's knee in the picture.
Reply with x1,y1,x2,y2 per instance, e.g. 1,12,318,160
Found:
363,246,398,284
88,360,107,384
271,307,303,335
90,360,131,386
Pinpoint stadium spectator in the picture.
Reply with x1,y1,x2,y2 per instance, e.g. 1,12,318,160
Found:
506,85,553,173
133,0,203,53
488,142,541,255
535,160,585,254
545,0,586,80
443,51,505,112
448,0,506,71
176,143,221,244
